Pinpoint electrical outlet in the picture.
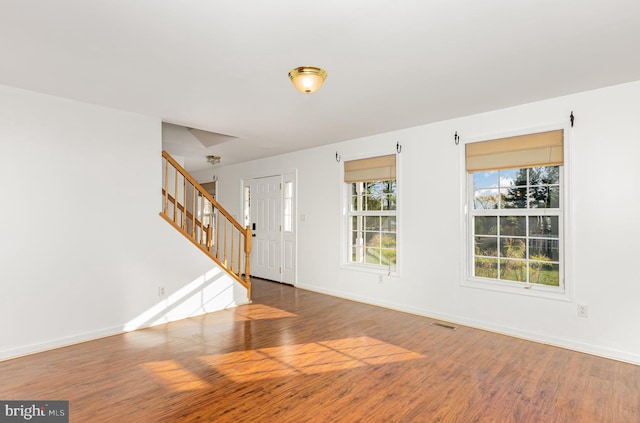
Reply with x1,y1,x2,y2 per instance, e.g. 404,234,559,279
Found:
577,304,588,318
158,286,166,297
378,274,383,283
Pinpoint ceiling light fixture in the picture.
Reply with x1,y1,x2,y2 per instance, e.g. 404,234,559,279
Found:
288,66,327,94
206,155,221,166
206,155,221,182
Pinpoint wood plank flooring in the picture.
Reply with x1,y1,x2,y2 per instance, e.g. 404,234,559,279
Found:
1,279,639,422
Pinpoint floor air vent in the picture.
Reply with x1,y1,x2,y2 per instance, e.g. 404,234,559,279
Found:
431,322,457,330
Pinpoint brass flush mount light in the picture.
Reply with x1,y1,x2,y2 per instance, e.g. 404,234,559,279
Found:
288,66,327,94
206,155,221,165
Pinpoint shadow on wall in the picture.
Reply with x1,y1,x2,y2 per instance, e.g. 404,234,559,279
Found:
123,267,235,332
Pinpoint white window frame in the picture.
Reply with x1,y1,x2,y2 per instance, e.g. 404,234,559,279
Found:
340,151,400,277
460,123,572,301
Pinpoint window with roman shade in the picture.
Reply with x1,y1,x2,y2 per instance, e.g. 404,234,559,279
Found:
344,154,397,271
466,129,565,291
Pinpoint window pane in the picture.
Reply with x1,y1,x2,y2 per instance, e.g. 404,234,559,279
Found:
384,194,397,210
528,216,559,237
351,245,364,263
365,216,380,231
365,181,377,191
284,181,293,197
501,187,527,209
365,194,382,211
474,189,499,209
365,232,379,248
365,248,381,264
499,238,526,258
475,216,497,235
381,216,396,231
380,233,396,250
475,236,497,256
531,166,559,184
529,239,559,261
500,259,527,282
500,169,524,187
475,257,498,278
352,231,365,263
381,249,396,266
283,197,292,232
500,216,526,236
474,171,498,190
548,186,560,208
528,186,549,208
387,180,397,193
284,215,292,232
512,168,529,186
529,262,560,286
351,195,359,211
367,181,386,196
528,186,559,209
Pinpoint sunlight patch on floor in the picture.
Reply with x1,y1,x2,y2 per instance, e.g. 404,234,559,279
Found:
233,304,297,320
202,303,297,325
142,360,212,392
199,336,423,383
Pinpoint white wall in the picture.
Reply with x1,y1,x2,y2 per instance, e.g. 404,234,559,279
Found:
0,85,247,360
207,80,640,364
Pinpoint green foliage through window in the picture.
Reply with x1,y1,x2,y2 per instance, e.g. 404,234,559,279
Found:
471,166,561,287
350,180,397,268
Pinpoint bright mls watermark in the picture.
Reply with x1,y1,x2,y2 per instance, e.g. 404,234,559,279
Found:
0,401,68,423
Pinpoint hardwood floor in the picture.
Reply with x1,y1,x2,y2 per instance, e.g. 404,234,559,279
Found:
1,279,639,422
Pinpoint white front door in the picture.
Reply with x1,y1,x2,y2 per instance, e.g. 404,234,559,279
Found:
250,175,282,281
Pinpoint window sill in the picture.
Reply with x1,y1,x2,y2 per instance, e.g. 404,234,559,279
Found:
341,262,398,278
461,277,571,302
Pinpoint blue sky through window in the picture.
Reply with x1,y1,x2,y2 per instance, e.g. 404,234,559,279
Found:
473,169,519,189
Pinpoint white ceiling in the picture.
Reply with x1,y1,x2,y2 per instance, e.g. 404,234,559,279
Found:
2,0,640,172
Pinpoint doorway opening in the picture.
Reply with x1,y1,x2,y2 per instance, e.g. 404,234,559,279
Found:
244,172,296,284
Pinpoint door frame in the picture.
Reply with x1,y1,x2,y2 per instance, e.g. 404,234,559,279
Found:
242,170,297,285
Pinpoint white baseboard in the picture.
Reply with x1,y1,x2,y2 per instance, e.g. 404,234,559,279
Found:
4,283,637,366
0,325,124,362
0,301,246,362
295,283,640,366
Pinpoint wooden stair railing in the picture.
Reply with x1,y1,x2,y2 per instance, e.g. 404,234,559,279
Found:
160,151,252,300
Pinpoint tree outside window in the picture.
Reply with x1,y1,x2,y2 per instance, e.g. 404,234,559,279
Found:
472,166,561,287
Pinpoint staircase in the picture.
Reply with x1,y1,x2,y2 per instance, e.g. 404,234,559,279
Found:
160,151,252,300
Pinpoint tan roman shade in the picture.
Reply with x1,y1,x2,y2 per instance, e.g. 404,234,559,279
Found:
466,129,564,172
344,154,396,183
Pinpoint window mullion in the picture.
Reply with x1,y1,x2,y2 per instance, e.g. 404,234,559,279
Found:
356,183,364,264
525,212,530,284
